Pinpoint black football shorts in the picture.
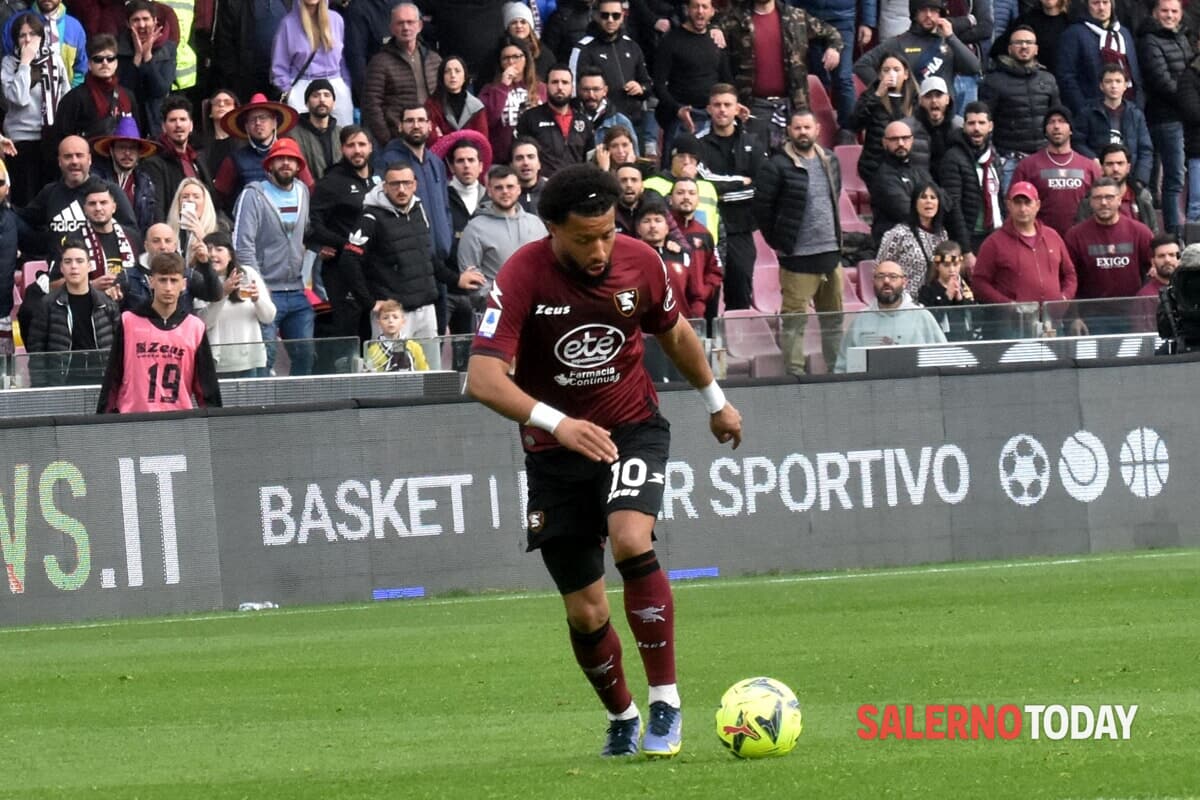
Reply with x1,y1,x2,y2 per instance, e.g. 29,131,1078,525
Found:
525,413,671,594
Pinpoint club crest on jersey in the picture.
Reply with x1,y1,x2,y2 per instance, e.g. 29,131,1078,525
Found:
527,511,545,532
613,288,639,316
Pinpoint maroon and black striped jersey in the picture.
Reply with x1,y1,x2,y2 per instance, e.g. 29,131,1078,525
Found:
471,235,680,451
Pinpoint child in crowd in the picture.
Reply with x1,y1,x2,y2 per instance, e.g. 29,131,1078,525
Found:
365,300,428,372
97,252,222,412
918,240,978,341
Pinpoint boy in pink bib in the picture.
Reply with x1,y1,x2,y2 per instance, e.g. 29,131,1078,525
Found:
98,252,222,413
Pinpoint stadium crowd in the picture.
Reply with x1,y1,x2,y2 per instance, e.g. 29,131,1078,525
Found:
1,0,1197,380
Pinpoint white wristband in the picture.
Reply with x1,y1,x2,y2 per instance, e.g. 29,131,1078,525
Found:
527,401,567,434
699,381,727,415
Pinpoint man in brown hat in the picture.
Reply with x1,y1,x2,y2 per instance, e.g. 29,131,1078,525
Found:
232,137,314,375
91,115,161,232
213,92,312,213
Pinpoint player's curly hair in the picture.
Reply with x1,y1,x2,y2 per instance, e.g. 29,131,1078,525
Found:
537,164,620,225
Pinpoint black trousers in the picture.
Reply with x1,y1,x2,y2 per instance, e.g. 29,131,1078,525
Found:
722,231,757,311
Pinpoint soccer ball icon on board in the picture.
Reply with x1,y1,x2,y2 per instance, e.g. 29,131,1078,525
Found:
715,677,804,758
999,434,1051,506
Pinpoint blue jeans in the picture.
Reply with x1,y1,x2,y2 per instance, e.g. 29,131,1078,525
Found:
263,289,315,376
953,74,979,107
1000,153,1026,197
807,21,856,129
1189,158,1200,222
1151,122,1185,233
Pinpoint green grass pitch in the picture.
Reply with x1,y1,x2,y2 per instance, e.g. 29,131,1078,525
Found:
2,549,1198,800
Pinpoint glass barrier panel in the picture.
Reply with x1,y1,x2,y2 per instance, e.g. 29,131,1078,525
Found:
712,302,1036,378
643,318,710,383
9,348,111,389
1040,296,1160,338
252,336,361,376
362,334,474,373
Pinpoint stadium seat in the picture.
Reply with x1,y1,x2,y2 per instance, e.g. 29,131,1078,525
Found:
815,107,838,149
853,73,868,99
752,230,777,268
842,268,868,312
835,145,870,214
23,260,47,290
721,309,785,378
807,74,833,110
857,259,877,304
839,191,871,234
752,263,781,314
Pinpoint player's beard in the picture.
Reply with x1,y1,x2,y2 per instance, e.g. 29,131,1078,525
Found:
562,254,613,286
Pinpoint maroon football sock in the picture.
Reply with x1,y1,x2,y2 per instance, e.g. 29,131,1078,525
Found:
569,619,633,715
617,550,676,686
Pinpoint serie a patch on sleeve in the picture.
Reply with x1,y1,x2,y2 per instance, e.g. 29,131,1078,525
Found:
477,308,502,338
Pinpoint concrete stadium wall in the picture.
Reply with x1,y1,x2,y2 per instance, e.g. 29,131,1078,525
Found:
2,360,1197,627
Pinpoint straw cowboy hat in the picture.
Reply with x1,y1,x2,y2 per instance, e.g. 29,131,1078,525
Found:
220,92,300,139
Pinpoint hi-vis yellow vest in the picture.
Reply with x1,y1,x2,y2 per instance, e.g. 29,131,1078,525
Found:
161,0,197,89
643,174,721,244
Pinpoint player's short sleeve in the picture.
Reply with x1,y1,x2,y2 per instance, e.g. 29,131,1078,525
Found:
639,248,681,336
470,258,532,363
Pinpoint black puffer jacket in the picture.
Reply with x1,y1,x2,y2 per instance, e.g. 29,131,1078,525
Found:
850,83,916,184
25,287,120,353
979,55,1060,156
1176,55,1200,158
753,144,842,258
937,129,995,252
1137,20,1195,125
868,152,934,244
339,186,444,311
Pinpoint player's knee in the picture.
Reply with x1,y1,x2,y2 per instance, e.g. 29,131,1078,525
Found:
564,592,610,633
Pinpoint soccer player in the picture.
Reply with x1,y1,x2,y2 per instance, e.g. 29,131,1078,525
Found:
467,164,743,758
97,252,222,413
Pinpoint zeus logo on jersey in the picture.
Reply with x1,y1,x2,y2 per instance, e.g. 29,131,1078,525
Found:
535,304,571,315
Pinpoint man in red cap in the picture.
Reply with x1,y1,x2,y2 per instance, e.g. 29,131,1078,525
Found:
972,180,1078,334
213,92,313,213
232,137,314,376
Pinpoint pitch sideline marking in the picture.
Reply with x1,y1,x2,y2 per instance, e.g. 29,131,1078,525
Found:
3,550,1197,636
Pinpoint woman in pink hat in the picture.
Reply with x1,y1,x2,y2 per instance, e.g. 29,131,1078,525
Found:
271,0,354,128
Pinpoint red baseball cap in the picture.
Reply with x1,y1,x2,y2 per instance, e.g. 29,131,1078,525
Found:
1008,181,1039,201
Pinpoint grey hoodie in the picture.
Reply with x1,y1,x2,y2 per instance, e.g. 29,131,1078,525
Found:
456,200,548,302
233,179,310,291
834,295,948,373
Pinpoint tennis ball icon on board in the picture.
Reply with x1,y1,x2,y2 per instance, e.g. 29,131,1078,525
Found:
1058,431,1109,503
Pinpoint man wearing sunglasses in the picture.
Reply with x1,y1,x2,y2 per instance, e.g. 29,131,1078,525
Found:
569,0,654,157
52,33,139,141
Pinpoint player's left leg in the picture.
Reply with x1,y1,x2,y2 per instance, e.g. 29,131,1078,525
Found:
609,510,681,757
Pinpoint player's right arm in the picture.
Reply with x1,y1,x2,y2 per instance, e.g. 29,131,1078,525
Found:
466,354,619,463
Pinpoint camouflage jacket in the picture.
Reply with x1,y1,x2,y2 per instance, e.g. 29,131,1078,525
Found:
719,3,844,111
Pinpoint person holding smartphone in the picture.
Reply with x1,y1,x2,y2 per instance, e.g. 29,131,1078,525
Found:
166,177,223,270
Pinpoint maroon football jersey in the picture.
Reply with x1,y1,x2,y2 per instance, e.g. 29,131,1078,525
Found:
471,235,680,450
